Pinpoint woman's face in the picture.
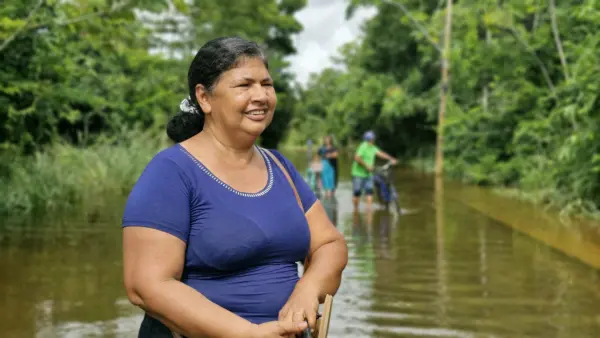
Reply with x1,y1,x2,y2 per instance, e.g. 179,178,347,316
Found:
324,135,332,146
197,57,277,138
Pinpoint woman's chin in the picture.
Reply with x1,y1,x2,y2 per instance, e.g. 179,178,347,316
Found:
240,118,272,136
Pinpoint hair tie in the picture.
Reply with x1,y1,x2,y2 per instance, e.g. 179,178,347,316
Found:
180,97,200,115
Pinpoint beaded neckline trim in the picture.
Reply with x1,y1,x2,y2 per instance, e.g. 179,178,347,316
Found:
178,145,273,197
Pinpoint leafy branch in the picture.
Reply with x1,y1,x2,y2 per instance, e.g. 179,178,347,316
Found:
0,0,45,53
380,0,442,54
0,0,133,53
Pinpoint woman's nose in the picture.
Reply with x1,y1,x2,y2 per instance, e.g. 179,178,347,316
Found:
250,83,269,102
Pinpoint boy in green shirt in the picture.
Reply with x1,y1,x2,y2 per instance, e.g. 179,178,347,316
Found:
351,130,397,211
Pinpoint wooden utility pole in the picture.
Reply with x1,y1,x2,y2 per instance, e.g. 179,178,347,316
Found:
435,0,453,176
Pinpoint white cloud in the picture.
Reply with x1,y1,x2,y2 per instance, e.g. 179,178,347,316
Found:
286,0,377,87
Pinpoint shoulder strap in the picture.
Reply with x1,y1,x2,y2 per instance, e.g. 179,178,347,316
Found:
262,148,313,271
263,148,303,212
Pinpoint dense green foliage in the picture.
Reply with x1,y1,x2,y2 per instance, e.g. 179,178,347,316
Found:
3,0,600,219
1,0,306,216
291,0,600,215
0,128,165,215
1,0,305,155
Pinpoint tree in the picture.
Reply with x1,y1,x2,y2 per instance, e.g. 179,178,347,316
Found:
1,0,307,152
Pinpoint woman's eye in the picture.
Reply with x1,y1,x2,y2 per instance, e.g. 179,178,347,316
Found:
238,83,249,87
263,83,273,87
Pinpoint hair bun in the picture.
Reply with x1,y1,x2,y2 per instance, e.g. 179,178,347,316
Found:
166,111,204,143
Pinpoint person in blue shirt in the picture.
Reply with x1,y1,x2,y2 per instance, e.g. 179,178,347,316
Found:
121,36,348,338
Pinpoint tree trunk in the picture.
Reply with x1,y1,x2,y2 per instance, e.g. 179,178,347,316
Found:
549,0,569,80
482,29,491,112
435,0,453,176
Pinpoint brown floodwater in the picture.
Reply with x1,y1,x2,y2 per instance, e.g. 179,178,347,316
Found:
1,150,599,337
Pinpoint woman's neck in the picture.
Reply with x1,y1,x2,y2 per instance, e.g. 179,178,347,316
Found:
190,127,257,166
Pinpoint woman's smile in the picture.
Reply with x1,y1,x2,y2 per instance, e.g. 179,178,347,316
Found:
244,108,268,121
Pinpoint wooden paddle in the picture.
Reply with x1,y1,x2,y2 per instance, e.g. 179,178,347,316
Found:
315,294,333,338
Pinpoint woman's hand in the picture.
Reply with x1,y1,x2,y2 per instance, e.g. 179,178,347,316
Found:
248,320,308,338
278,282,320,333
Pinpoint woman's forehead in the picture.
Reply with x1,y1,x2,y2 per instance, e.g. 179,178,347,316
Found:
225,58,270,79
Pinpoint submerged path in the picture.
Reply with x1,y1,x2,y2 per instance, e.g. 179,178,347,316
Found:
0,155,598,337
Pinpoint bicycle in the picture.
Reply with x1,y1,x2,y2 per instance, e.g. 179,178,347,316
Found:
373,161,402,214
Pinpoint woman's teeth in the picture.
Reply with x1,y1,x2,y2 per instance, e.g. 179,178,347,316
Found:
246,110,265,115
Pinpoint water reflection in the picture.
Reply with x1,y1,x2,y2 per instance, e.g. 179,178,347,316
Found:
0,214,143,338
435,175,449,327
362,177,600,337
351,208,395,260
322,197,338,226
351,210,370,246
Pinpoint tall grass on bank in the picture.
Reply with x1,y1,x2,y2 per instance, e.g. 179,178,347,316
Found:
407,156,600,222
0,129,169,217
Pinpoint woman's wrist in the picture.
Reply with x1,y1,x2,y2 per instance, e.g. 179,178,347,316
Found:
234,322,259,338
296,275,323,299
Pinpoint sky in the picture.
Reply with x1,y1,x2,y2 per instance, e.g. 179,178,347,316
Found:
285,0,377,87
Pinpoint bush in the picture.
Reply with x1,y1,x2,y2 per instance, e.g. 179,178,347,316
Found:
0,128,168,218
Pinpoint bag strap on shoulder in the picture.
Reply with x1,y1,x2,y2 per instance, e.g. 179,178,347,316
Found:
263,148,303,212
262,148,312,270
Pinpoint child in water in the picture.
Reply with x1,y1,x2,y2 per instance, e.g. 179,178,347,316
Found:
318,147,335,198
310,152,323,191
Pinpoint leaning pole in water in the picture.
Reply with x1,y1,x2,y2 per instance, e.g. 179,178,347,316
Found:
435,0,453,176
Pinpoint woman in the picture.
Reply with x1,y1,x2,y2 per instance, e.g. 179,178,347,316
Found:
122,37,348,338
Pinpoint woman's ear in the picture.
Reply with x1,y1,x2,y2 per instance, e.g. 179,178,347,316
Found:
195,84,211,114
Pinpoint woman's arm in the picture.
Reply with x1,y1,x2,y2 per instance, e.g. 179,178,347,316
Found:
269,149,348,329
270,149,347,295
277,201,348,329
123,227,255,338
277,200,348,330
298,200,348,301
326,147,338,159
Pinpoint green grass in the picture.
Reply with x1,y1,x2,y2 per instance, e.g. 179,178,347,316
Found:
0,128,169,219
407,156,435,173
492,187,600,221
407,156,600,223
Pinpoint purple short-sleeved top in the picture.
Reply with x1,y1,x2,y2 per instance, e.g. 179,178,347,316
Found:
122,144,317,324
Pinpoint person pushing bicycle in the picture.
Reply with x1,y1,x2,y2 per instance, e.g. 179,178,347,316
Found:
351,130,397,211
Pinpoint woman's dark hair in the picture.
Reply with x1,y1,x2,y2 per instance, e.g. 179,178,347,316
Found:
324,134,335,146
166,36,268,142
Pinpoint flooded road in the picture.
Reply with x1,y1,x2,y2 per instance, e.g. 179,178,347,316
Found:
1,151,599,337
